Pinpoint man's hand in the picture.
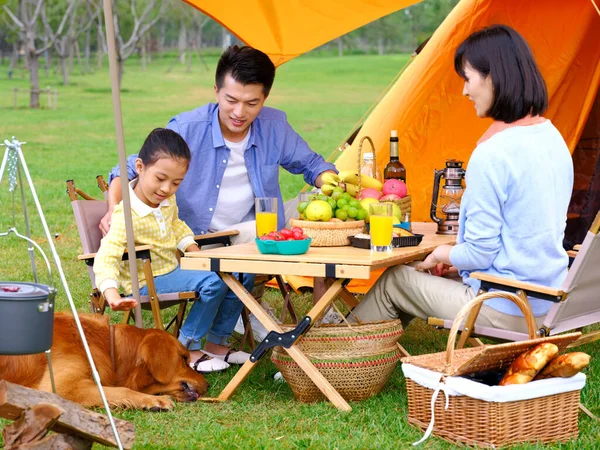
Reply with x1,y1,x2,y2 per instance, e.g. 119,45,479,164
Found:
99,206,114,236
104,288,138,311
100,176,123,235
315,170,338,188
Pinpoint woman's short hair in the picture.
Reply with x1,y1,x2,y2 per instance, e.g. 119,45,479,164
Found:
454,25,548,123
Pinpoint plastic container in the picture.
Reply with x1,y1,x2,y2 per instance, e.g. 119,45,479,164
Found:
255,238,312,255
349,234,423,249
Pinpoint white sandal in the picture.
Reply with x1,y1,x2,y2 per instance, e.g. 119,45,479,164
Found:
190,353,230,373
202,349,250,365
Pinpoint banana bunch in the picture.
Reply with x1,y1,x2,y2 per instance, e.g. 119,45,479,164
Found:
320,171,383,198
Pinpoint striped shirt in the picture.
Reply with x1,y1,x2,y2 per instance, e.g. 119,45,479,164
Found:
94,180,196,295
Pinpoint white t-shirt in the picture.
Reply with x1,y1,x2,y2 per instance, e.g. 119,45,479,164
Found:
208,129,255,232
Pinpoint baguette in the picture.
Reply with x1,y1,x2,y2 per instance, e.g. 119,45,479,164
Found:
499,343,559,386
534,352,591,380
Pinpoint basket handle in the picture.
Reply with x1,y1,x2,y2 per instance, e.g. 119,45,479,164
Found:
445,291,537,370
356,136,377,193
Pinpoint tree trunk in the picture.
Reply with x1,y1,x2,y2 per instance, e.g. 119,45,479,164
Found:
158,22,165,58
84,28,90,73
141,36,147,71
337,38,344,57
60,56,68,85
74,40,83,75
186,50,191,72
117,58,124,88
29,53,40,109
222,28,231,49
9,44,18,79
96,23,104,69
178,21,187,65
377,36,385,55
68,40,74,75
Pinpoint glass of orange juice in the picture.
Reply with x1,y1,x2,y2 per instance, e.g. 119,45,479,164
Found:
255,197,278,237
369,203,393,253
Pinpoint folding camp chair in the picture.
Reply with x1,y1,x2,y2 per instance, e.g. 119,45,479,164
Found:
66,177,238,336
428,211,600,350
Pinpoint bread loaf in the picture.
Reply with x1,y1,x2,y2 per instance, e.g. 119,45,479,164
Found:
534,352,591,380
499,343,559,386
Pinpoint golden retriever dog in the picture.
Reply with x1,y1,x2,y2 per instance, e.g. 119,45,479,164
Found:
0,313,208,410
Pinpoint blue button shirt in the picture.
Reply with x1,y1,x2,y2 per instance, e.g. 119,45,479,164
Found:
108,103,336,234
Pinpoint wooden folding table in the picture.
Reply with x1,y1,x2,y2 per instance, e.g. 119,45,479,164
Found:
180,222,455,411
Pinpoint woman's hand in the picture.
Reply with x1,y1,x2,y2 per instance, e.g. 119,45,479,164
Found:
415,245,454,275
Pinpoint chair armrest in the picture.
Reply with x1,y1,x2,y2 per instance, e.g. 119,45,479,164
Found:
78,244,154,261
469,271,564,297
194,230,240,248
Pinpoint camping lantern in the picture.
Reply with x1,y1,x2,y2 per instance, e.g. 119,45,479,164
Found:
430,159,465,235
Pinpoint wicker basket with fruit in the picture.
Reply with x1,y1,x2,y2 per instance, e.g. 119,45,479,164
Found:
293,188,367,247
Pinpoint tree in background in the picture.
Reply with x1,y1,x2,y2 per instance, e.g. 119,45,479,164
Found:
3,0,75,108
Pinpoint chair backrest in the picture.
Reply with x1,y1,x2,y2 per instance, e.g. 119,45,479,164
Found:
67,179,109,289
544,222,600,334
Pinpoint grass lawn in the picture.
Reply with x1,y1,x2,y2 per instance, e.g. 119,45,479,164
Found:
0,53,598,449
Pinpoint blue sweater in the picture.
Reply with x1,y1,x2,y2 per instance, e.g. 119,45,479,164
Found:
449,121,573,316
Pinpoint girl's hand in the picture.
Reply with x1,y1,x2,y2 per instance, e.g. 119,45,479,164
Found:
185,244,201,252
104,288,138,311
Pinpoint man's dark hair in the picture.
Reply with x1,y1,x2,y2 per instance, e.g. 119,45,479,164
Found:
454,25,548,123
215,45,276,96
139,128,191,168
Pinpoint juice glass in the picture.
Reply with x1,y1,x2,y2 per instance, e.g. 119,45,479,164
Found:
255,197,278,237
369,203,393,253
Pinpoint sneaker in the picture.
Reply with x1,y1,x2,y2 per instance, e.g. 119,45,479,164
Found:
273,371,287,383
234,315,245,334
320,307,344,325
234,304,281,342
249,304,281,342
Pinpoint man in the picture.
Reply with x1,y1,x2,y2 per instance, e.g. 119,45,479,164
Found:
100,45,336,369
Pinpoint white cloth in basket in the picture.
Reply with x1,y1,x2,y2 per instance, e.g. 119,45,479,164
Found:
402,363,586,403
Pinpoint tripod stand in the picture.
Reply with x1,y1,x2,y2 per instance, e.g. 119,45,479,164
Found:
0,137,124,450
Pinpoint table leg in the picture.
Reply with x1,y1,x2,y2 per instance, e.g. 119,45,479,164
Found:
208,273,351,412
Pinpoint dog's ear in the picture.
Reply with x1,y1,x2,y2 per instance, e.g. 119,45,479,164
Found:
138,332,180,384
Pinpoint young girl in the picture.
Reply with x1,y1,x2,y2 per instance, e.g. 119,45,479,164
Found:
94,128,254,373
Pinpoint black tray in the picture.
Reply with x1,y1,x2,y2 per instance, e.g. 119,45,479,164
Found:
349,234,423,249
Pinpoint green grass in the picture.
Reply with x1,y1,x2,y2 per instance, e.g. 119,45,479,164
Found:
0,54,598,449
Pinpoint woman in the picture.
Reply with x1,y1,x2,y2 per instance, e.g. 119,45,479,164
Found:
352,25,573,332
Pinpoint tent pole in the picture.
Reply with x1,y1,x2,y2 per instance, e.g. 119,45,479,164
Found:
102,0,143,327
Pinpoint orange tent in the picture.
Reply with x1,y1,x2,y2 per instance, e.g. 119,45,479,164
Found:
183,0,421,66
335,0,600,222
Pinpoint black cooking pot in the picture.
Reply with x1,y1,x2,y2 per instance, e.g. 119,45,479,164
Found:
0,282,55,355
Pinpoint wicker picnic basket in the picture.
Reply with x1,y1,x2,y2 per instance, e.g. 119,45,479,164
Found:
271,318,403,402
288,218,365,247
401,292,584,448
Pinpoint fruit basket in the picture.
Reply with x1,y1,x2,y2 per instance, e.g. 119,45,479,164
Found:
254,237,311,255
289,219,365,247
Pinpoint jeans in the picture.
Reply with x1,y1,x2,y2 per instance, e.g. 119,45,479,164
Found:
140,266,255,350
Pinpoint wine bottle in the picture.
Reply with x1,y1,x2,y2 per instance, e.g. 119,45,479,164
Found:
383,130,406,183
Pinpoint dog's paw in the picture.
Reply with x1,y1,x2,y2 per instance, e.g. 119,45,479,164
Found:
144,395,174,412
